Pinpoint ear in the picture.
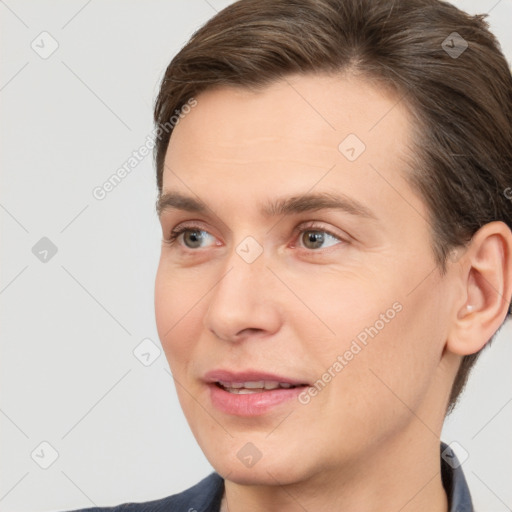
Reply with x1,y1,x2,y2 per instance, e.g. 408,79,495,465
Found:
447,221,512,356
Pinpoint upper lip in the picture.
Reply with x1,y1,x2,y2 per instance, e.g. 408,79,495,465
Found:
203,369,309,386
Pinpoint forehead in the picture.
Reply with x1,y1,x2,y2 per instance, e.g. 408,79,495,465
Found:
165,72,414,174
161,72,427,229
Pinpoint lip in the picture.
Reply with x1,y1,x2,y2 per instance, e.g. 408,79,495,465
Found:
203,369,310,417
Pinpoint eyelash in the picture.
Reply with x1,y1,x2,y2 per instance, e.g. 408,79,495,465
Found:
163,222,347,251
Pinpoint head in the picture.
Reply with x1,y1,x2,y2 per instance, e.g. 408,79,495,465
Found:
153,0,512,485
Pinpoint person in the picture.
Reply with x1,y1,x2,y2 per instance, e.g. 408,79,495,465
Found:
67,0,512,510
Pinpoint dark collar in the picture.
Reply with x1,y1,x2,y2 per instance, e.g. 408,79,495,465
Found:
441,442,474,511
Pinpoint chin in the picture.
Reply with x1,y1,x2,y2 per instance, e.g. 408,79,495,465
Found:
217,464,302,486
204,446,313,487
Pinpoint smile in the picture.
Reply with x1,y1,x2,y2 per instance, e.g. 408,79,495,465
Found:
216,380,299,393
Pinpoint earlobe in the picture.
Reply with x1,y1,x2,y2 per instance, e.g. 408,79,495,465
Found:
448,221,512,356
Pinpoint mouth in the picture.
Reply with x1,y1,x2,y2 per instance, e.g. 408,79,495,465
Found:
203,370,310,416
215,380,306,394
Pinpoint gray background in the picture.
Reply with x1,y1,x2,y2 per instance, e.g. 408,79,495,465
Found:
1,1,511,511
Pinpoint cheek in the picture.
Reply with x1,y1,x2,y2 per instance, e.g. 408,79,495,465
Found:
300,267,399,348
338,283,446,416
307,267,443,414
154,261,205,370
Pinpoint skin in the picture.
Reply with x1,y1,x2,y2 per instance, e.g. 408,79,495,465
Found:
154,72,512,512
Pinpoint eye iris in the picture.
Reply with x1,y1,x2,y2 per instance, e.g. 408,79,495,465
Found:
303,230,324,249
184,229,205,248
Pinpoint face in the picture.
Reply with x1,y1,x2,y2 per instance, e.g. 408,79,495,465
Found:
155,73,456,486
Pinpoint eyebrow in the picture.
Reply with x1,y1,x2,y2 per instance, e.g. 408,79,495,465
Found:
156,191,377,220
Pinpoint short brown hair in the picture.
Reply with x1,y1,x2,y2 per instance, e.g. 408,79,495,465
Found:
153,0,512,412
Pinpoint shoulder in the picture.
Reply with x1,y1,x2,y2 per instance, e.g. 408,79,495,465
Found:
63,472,224,512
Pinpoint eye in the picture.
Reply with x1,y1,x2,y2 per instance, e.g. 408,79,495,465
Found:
164,225,217,249
295,223,345,250
299,230,339,250
163,222,347,252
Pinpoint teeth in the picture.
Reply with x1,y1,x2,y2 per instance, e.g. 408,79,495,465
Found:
244,381,265,389
218,381,244,389
217,380,298,393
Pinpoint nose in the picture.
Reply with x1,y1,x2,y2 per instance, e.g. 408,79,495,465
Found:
202,252,282,343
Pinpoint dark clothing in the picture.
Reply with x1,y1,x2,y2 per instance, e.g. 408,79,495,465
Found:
66,443,473,512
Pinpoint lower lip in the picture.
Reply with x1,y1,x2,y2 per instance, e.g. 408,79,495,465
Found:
208,383,306,416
